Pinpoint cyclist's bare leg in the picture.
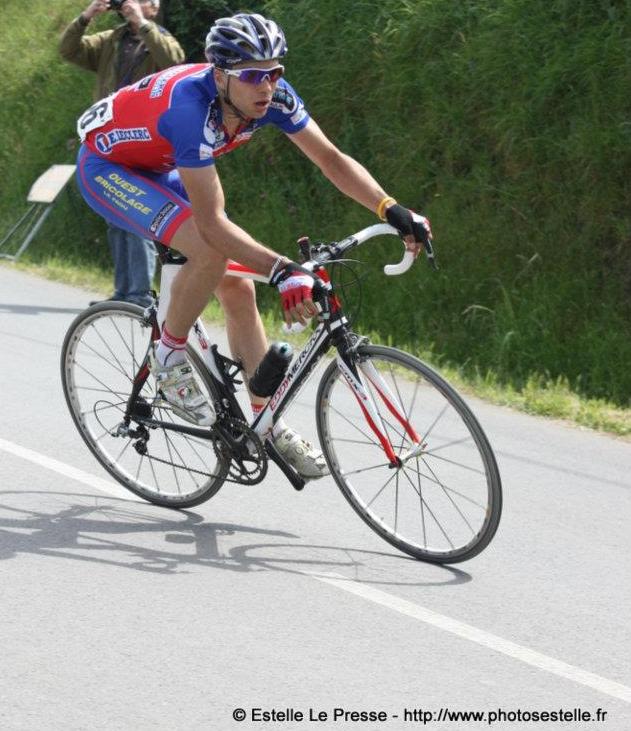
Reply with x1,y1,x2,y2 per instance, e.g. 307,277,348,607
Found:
163,217,227,338
214,276,267,400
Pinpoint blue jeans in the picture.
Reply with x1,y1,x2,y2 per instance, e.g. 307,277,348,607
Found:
107,223,156,307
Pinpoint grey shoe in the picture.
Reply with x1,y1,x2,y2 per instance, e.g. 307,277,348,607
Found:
273,427,329,480
150,353,216,427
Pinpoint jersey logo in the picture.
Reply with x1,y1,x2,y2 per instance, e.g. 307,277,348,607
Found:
150,67,185,98
270,88,298,114
203,100,225,147
149,202,178,234
94,127,152,155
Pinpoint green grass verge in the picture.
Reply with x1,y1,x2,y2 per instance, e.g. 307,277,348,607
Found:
6,257,629,439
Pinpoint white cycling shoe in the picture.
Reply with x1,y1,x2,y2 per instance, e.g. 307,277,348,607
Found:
273,427,329,481
150,353,216,427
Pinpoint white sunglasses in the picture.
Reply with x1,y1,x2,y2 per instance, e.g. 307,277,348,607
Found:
221,65,285,85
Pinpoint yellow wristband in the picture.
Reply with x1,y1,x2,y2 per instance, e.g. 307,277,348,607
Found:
376,196,397,221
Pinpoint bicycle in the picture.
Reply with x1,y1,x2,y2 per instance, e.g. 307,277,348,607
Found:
61,224,502,563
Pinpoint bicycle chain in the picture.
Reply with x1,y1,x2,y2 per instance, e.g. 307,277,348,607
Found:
211,416,268,485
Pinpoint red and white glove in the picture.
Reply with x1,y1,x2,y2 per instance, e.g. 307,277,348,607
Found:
269,261,324,324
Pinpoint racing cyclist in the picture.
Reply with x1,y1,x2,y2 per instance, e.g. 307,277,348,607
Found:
75,12,432,480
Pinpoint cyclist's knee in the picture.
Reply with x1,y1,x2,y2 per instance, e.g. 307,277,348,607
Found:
215,277,257,312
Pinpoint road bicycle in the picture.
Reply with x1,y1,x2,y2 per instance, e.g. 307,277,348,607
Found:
61,224,502,563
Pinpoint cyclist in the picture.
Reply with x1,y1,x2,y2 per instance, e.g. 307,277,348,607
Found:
75,12,432,480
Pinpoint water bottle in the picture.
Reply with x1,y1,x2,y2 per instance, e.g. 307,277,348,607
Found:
249,342,293,397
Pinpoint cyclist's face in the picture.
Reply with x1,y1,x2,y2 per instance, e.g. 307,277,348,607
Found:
215,60,281,119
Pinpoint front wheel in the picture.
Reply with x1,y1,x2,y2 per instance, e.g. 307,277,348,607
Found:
316,345,502,563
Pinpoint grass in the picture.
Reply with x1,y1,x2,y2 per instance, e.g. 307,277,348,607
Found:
2,0,631,430
5,256,630,439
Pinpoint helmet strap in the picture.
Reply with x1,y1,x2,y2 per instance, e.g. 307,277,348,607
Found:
221,76,252,125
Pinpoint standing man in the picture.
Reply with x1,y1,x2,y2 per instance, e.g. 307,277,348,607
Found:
60,0,185,307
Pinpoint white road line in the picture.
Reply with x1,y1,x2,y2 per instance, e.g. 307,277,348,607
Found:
0,436,135,501
310,572,631,705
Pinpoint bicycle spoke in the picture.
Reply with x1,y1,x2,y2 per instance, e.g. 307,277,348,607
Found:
73,359,128,397
420,457,475,533
422,449,486,476
114,437,133,464
340,461,392,477
75,386,130,397
422,403,450,442
417,466,427,548
164,430,201,489
401,468,454,549
85,325,133,382
147,452,160,492
109,316,141,364
406,459,488,510
328,436,381,447
365,468,399,508
329,401,381,447
163,432,183,494
424,435,475,454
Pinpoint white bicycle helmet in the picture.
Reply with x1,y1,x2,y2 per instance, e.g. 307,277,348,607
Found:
205,13,287,68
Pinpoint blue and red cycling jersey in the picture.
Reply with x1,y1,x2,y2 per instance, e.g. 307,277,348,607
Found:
75,64,311,243
78,63,310,171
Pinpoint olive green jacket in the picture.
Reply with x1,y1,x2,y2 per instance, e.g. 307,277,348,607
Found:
59,16,185,101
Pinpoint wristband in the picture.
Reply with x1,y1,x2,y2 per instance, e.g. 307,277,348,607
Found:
268,256,284,283
376,196,397,221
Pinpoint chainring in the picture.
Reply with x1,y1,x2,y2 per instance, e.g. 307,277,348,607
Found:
212,416,268,485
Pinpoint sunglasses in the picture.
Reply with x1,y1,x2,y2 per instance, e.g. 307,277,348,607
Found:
222,65,285,85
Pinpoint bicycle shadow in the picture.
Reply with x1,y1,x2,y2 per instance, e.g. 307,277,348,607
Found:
0,490,471,588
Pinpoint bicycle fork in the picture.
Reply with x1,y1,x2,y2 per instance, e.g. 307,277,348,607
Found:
336,352,424,468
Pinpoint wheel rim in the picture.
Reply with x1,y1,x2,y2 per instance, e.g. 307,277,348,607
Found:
63,306,225,504
319,349,500,560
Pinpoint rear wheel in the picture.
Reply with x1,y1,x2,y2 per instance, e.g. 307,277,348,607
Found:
316,345,502,563
61,302,228,507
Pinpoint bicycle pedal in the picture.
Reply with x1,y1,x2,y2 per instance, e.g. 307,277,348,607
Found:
265,440,306,491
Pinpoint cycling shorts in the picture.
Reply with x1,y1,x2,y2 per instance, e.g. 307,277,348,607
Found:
76,145,193,245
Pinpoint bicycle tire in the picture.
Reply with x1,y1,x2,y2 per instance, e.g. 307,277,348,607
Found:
61,302,228,508
316,344,502,563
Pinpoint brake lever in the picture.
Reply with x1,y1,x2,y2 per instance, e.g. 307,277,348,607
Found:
424,238,439,271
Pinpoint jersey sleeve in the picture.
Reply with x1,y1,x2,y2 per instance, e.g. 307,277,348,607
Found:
266,79,310,134
158,104,216,168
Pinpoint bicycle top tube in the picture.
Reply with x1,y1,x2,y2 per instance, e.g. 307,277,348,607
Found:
155,223,416,280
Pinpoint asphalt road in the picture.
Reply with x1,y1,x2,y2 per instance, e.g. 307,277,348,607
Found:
0,265,629,731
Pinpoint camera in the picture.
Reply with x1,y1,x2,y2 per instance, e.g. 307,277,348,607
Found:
108,0,126,9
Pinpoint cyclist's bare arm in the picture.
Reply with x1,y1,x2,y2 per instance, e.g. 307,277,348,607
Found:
288,119,389,214
177,165,286,276
288,119,423,256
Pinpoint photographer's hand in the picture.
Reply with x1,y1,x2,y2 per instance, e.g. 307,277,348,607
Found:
81,0,109,22
119,0,148,33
